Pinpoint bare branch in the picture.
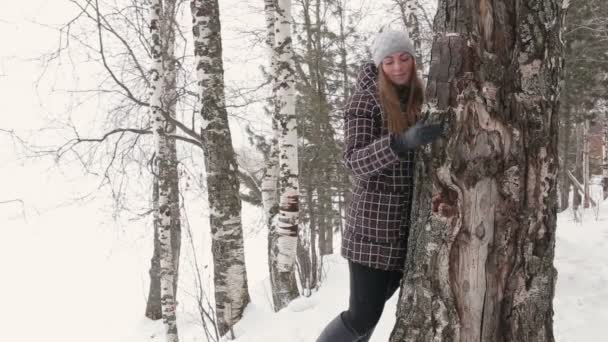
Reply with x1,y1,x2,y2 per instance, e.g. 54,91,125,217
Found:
92,0,148,107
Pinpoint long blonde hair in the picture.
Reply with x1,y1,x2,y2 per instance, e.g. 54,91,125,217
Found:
378,62,424,134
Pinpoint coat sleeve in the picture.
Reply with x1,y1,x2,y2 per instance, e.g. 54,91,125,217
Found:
343,92,399,179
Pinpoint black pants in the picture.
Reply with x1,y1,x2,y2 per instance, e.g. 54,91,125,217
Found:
341,260,403,336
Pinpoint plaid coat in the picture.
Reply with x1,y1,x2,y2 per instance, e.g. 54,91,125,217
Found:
341,62,416,271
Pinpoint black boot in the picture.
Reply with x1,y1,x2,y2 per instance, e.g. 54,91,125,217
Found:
316,313,362,342
358,326,375,342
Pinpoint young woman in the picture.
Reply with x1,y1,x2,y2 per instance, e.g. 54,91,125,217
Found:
316,30,442,342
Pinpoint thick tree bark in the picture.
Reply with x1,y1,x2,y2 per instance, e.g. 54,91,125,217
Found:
150,1,179,341
391,1,563,341
191,0,250,336
267,0,301,312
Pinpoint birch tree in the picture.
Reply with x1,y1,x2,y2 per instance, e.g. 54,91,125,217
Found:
267,0,301,311
262,0,298,311
262,0,280,241
149,0,179,340
146,0,182,321
191,0,250,336
391,0,565,341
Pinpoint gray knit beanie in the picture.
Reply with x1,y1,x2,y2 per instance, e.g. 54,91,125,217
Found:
371,30,416,67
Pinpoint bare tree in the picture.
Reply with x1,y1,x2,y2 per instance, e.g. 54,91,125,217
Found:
149,1,180,340
391,0,565,341
190,0,250,336
145,0,182,323
266,0,302,312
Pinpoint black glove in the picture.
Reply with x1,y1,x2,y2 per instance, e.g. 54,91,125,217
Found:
392,122,443,153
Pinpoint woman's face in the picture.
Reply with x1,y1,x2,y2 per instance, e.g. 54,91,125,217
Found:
381,52,414,86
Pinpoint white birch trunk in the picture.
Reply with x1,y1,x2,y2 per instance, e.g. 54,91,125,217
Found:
262,0,280,222
150,1,178,341
190,0,250,337
161,0,182,306
275,0,299,273
264,0,300,312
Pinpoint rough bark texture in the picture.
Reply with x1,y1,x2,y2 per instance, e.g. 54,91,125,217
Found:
191,0,250,336
150,1,179,341
267,0,301,312
391,1,563,341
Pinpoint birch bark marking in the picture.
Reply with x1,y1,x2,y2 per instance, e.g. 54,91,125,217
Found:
391,0,563,341
262,0,280,221
161,0,182,304
150,0,178,341
263,0,301,312
275,0,299,271
191,0,250,337
264,0,299,311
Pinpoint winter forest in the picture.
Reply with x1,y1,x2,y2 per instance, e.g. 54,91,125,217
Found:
1,0,607,341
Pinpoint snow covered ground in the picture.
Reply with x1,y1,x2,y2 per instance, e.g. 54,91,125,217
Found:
1,173,607,342
553,189,608,341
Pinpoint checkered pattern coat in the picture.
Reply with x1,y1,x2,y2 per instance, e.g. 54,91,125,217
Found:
340,62,416,271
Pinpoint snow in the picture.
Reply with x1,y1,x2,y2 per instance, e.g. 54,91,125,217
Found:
2,179,607,342
553,187,608,341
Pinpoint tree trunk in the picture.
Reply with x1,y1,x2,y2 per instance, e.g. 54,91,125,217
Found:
573,122,583,210
583,119,590,207
391,1,563,341
191,0,250,336
267,0,301,312
558,104,572,211
262,0,280,223
150,1,179,340
161,0,182,305
603,113,608,199
145,178,162,320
